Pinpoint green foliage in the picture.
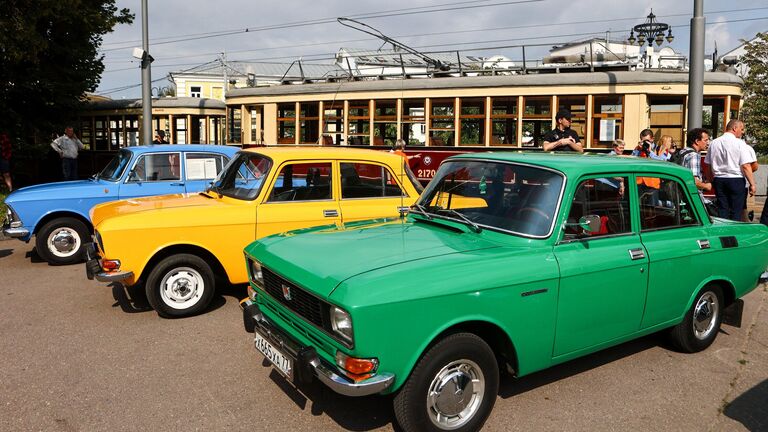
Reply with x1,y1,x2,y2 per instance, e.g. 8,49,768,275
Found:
741,32,768,154
0,1,133,141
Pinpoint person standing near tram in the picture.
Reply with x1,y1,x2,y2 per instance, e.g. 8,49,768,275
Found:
542,109,583,153
50,126,84,181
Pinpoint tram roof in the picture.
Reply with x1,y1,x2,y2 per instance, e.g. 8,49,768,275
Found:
85,97,226,111
227,70,742,98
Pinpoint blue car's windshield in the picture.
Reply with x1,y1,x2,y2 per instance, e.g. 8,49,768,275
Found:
210,152,272,200
98,149,132,181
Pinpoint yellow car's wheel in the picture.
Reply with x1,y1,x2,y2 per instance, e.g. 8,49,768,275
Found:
145,253,215,318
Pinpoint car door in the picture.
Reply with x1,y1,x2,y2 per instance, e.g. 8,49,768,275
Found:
255,160,341,239
118,151,185,199
553,175,649,357
634,175,713,328
337,160,411,222
182,152,230,194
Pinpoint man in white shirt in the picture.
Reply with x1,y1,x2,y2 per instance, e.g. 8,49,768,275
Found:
51,126,85,181
704,119,756,221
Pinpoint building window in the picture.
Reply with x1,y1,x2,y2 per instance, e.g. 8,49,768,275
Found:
592,95,624,148
176,117,187,144
125,117,139,146
299,102,320,144
401,99,426,146
277,103,295,144
373,99,397,147
430,99,455,146
490,97,517,146
522,97,551,148
109,118,123,150
322,101,343,145
190,86,202,98
348,100,370,145
79,119,92,150
648,96,683,145
459,98,485,146
702,98,726,139
228,107,242,144
558,96,587,145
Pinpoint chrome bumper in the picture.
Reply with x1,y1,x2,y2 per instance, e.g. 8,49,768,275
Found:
84,242,133,283
242,299,395,397
2,226,30,238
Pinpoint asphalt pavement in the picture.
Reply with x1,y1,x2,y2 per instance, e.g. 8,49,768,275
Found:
0,239,767,431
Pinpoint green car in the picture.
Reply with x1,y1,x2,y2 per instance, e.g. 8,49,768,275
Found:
242,153,768,432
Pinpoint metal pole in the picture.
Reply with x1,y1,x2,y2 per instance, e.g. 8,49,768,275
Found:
140,0,152,145
687,0,705,130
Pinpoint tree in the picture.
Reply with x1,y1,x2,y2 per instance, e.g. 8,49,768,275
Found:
740,32,768,154
0,1,133,144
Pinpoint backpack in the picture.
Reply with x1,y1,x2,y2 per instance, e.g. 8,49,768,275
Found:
669,147,696,165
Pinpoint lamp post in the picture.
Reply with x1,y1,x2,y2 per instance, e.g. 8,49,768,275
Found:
627,10,675,47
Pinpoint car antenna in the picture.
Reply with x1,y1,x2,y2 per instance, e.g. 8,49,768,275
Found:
337,17,451,72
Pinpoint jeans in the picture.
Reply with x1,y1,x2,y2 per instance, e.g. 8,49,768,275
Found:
713,177,747,221
62,157,78,181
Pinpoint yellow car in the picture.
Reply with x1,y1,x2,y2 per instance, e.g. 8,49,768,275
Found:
85,147,422,317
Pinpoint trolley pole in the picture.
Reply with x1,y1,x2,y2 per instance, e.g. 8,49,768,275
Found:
687,0,705,130
140,0,153,145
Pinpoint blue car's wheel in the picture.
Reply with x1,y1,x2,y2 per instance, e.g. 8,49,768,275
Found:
35,217,89,265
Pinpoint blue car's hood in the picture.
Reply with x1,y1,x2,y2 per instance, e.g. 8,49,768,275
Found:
6,179,117,203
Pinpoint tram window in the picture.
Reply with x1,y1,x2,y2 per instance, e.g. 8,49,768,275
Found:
491,97,517,146
592,95,624,148
522,97,551,148
340,162,404,199
459,98,485,146
277,103,296,144
402,99,426,146
430,99,455,146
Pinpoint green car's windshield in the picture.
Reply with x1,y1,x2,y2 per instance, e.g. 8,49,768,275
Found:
98,149,132,182
210,152,273,200
416,160,564,237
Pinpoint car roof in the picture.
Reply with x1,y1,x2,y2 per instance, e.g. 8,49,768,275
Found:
448,152,695,177
240,146,405,163
126,144,239,155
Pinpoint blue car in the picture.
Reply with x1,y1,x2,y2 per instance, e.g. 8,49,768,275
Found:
2,144,239,265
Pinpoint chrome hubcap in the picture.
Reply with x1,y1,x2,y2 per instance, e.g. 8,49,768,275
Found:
48,228,80,257
693,291,719,340
160,267,204,310
427,359,485,430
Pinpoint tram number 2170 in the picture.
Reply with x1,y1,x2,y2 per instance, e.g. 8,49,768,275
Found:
417,169,436,179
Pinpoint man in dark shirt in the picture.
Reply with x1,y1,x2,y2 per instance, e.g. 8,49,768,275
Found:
543,109,583,153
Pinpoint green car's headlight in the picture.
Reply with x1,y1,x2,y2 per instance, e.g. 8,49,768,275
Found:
330,306,353,344
249,258,264,288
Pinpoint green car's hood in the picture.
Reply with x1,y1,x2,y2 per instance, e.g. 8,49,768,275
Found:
248,217,511,298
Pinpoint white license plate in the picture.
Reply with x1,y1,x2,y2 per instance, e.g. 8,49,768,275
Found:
254,330,293,379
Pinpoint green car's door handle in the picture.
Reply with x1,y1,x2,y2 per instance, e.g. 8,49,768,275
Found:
628,248,645,260
697,239,711,250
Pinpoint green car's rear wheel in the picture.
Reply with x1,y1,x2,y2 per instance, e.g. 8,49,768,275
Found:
669,285,723,353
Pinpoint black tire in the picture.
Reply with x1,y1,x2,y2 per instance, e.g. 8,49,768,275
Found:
393,333,499,432
669,285,724,353
145,254,215,318
35,217,90,265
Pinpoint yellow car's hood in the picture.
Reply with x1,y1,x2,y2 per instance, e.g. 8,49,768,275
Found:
91,192,221,227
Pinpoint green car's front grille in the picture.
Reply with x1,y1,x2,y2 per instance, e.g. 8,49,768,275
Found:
262,267,326,328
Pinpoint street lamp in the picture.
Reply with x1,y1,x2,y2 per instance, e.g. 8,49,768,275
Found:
627,10,674,46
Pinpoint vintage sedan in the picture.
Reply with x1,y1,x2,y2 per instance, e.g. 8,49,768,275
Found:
2,144,237,265
242,153,768,432
86,147,422,318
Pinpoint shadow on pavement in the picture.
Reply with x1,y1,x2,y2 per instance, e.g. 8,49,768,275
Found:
111,282,153,313
500,332,665,398
263,366,396,432
0,248,12,258
724,379,768,431
25,247,46,263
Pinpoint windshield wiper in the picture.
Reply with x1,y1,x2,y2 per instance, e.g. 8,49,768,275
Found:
435,208,482,233
410,203,433,220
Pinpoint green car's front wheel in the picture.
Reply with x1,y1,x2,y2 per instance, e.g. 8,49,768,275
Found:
145,254,215,318
394,332,499,432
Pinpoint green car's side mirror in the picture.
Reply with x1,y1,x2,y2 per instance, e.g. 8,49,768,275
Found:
563,214,602,235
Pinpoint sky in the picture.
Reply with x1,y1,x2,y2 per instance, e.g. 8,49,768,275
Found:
96,0,768,98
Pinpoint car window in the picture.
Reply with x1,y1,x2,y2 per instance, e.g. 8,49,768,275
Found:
128,153,181,182
564,176,631,241
98,149,132,181
212,153,272,200
184,152,229,180
340,162,404,199
636,176,699,230
416,160,564,237
268,162,333,202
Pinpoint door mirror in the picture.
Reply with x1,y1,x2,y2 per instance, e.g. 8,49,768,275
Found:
127,169,142,183
579,214,602,233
